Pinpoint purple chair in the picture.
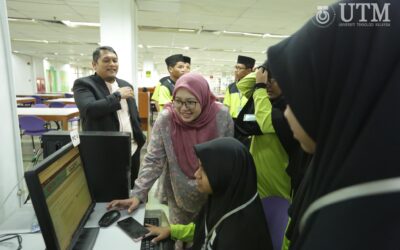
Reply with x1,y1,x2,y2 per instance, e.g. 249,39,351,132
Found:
32,103,48,108
262,196,290,250
30,95,43,104
49,101,65,108
19,115,49,153
47,102,65,129
64,93,74,98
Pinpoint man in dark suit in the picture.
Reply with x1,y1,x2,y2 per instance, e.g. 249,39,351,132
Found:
73,46,145,188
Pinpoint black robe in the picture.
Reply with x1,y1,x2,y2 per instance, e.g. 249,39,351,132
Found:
192,137,273,250
268,0,400,249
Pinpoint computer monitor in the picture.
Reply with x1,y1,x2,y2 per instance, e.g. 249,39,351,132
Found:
42,131,132,202
25,142,97,250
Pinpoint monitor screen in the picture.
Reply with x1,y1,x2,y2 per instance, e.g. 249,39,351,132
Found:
25,142,95,250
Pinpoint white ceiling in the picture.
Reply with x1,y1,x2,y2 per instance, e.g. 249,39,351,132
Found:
6,0,335,77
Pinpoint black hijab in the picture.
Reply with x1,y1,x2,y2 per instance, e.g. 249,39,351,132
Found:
270,92,312,196
192,137,272,250
268,0,400,248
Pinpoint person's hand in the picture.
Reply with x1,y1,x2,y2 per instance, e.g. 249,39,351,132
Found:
144,224,171,244
118,86,134,99
107,196,140,213
256,67,268,84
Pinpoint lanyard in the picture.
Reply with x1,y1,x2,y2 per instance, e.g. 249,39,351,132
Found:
300,176,400,233
201,192,259,250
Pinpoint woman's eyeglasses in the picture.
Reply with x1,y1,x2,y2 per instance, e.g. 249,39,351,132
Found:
173,99,198,110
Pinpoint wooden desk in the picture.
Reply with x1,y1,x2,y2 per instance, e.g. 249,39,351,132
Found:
17,107,79,130
44,98,76,105
16,97,36,105
17,93,65,99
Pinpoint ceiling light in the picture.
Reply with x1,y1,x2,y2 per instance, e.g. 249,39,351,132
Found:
262,33,290,39
138,44,144,48
61,20,100,28
178,28,195,32
242,50,261,54
183,46,190,50
147,45,169,49
8,17,37,23
223,30,242,35
12,38,49,44
243,32,263,37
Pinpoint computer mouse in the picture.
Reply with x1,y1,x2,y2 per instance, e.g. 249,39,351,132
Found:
98,210,121,227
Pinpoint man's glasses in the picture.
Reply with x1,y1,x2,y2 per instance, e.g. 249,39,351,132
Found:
172,99,198,110
234,65,248,71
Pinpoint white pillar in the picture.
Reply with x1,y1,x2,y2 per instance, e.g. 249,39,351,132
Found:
0,0,25,221
99,0,138,99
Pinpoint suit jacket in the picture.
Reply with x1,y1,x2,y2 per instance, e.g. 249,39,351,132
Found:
72,73,146,149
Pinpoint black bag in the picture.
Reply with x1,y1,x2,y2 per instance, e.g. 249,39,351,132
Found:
234,93,263,138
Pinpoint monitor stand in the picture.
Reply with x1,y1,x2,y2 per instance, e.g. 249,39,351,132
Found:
73,227,100,250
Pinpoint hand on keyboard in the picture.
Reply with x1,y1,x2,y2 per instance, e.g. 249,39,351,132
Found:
144,218,171,244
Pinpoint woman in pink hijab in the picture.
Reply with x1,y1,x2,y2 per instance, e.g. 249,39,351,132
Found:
109,72,234,229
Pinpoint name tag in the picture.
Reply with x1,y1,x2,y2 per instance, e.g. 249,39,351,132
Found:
243,114,256,121
70,129,80,147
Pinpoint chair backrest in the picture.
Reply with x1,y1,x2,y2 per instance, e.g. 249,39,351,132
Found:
64,93,74,98
19,115,48,133
261,196,290,250
49,102,65,108
32,103,49,108
64,104,77,108
30,95,43,104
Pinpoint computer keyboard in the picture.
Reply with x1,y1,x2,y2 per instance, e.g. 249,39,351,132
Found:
141,217,160,250
145,217,160,226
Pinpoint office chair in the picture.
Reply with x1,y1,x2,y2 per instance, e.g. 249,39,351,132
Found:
30,95,43,104
32,103,48,108
64,93,74,98
48,102,65,129
19,115,49,154
31,104,54,129
49,101,65,108
261,196,290,250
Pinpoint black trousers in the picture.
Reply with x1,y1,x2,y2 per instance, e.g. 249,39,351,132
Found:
130,148,141,189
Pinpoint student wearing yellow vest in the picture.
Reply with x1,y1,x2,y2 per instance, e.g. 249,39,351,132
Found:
223,55,255,118
151,54,187,111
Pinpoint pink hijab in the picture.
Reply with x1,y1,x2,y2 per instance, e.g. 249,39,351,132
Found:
164,73,221,178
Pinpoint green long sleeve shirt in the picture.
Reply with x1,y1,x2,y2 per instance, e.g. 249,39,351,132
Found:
170,223,195,242
237,72,291,200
